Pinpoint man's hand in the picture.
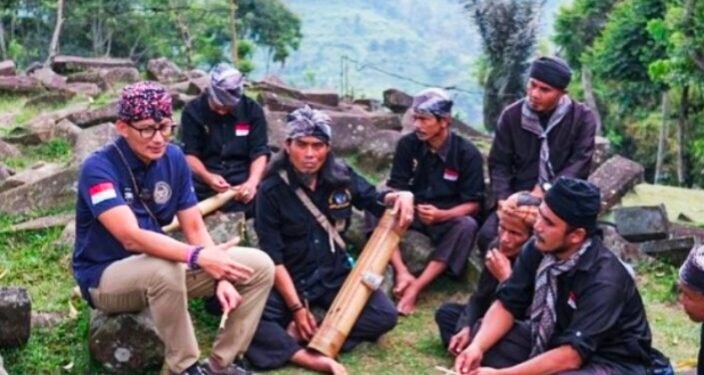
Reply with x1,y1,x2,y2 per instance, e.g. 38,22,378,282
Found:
467,368,501,375
216,280,243,313
417,204,445,225
387,191,414,229
197,238,254,282
292,307,318,341
455,344,483,374
485,249,512,283
207,173,230,193
530,184,545,199
232,179,258,203
448,327,472,356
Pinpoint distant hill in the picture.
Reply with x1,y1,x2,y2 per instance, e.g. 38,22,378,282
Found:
251,0,569,129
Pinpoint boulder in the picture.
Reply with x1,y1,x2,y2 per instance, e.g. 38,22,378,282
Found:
29,67,67,91
253,76,306,100
244,218,259,248
24,91,75,107
301,90,340,107
99,67,140,87
399,230,433,276
670,223,704,244
613,205,669,243
356,130,402,173
0,163,64,193
259,91,337,113
368,113,402,131
0,165,11,181
89,309,164,373
51,55,135,74
344,209,370,253
353,98,382,112
146,57,187,84
0,60,16,76
588,155,644,213
56,221,76,248
68,101,119,128
640,237,695,266
72,122,118,164
592,136,611,171
66,82,102,97
55,119,83,146
170,211,246,245
264,110,288,151
9,212,75,233
0,165,79,214
0,287,31,348
186,76,209,95
32,311,67,329
0,75,43,94
383,88,413,114
66,70,105,87
325,110,379,155
600,224,643,264
0,139,20,158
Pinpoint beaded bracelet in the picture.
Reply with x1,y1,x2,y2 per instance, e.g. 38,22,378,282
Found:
188,246,205,270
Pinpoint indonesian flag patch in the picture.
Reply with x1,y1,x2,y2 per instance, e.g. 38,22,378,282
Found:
235,123,250,136
89,182,117,205
443,168,459,181
567,291,577,309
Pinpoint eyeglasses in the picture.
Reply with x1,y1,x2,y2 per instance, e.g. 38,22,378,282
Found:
127,122,177,139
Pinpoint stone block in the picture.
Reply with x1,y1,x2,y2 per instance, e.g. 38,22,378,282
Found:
640,237,695,266
614,205,669,242
0,287,31,348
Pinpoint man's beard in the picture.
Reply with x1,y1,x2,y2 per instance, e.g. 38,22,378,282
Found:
296,170,317,187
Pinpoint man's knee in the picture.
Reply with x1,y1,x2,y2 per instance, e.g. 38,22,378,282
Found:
226,246,275,285
451,216,479,235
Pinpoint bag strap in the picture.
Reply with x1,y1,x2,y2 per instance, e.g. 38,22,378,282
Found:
279,169,346,253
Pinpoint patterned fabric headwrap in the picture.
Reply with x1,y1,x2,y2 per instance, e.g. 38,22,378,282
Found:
680,245,704,295
412,88,453,118
208,63,245,109
118,81,172,122
286,105,333,144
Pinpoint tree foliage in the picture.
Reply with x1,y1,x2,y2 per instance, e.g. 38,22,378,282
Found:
463,0,543,132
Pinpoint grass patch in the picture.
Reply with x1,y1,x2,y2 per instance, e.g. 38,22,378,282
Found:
2,138,73,170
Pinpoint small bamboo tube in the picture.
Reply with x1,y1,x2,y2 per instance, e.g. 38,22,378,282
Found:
161,189,237,233
308,210,406,357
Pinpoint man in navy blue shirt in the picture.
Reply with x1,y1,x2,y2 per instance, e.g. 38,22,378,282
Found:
180,63,270,216
72,81,274,375
245,106,414,374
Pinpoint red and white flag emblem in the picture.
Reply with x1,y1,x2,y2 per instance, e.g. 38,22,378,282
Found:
443,168,459,181
89,182,117,205
235,123,250,136
567,291,577,309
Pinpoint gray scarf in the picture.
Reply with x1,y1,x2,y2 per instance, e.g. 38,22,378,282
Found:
520,95,572,184
529,239,591,357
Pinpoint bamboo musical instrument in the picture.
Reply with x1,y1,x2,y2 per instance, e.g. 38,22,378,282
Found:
308,209,406,357
161,189,236,233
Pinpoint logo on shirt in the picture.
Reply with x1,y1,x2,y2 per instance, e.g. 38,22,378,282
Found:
443,168,459,181
234,122,250,136
153,181,172,204
89,182,117,205
329,189,352,210
567,291,577,309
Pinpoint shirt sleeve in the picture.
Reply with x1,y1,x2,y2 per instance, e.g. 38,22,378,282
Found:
254,186,286,265
350,167,386,218
555,106,596,180
551,272,630,362
247,102,271,160
179,101,207,157
488,110,515,201
458,143,485,203
495,242,542,318
456,266,500,332
387,136,414,191
173,148,199,211
78,157,126,218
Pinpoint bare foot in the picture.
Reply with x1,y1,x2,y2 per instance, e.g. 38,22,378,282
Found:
396,284,420,316
291,349,347,374
393,271,416,299
322,357,348,375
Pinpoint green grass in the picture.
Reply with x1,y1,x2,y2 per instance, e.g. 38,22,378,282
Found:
1,138,73,170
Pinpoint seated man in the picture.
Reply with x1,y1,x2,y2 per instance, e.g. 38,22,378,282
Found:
478,56,596,254
72,81,275,375
435,191,539,356
386,88,485,315
455,177,654,375
246,106,414,374
678,245,704,374
180,63,270,215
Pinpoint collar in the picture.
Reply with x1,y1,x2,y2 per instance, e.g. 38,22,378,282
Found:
575,237,599,271
421,132,453,162
114,137,150,171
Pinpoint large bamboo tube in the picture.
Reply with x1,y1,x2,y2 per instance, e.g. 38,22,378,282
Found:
308,209,406,357
161,189,236,233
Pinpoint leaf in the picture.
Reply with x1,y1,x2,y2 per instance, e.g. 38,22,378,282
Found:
62,361,74,371
68,300,78,320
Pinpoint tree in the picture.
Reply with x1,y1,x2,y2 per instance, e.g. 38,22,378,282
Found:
462,0,544,132
237,0,302,67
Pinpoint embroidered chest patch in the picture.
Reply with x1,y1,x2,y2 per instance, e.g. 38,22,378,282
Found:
235,122,250,136
443,168,459,181
153,181,172,204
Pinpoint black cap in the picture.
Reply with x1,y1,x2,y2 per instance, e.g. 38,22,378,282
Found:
529,56,572,90
544,176,600,232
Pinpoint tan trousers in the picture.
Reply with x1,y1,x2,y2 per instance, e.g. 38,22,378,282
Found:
89,247,274,373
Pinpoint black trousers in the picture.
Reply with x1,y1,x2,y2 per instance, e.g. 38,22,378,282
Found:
476,210,498,256
435,302,465,348
245,286,398,370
